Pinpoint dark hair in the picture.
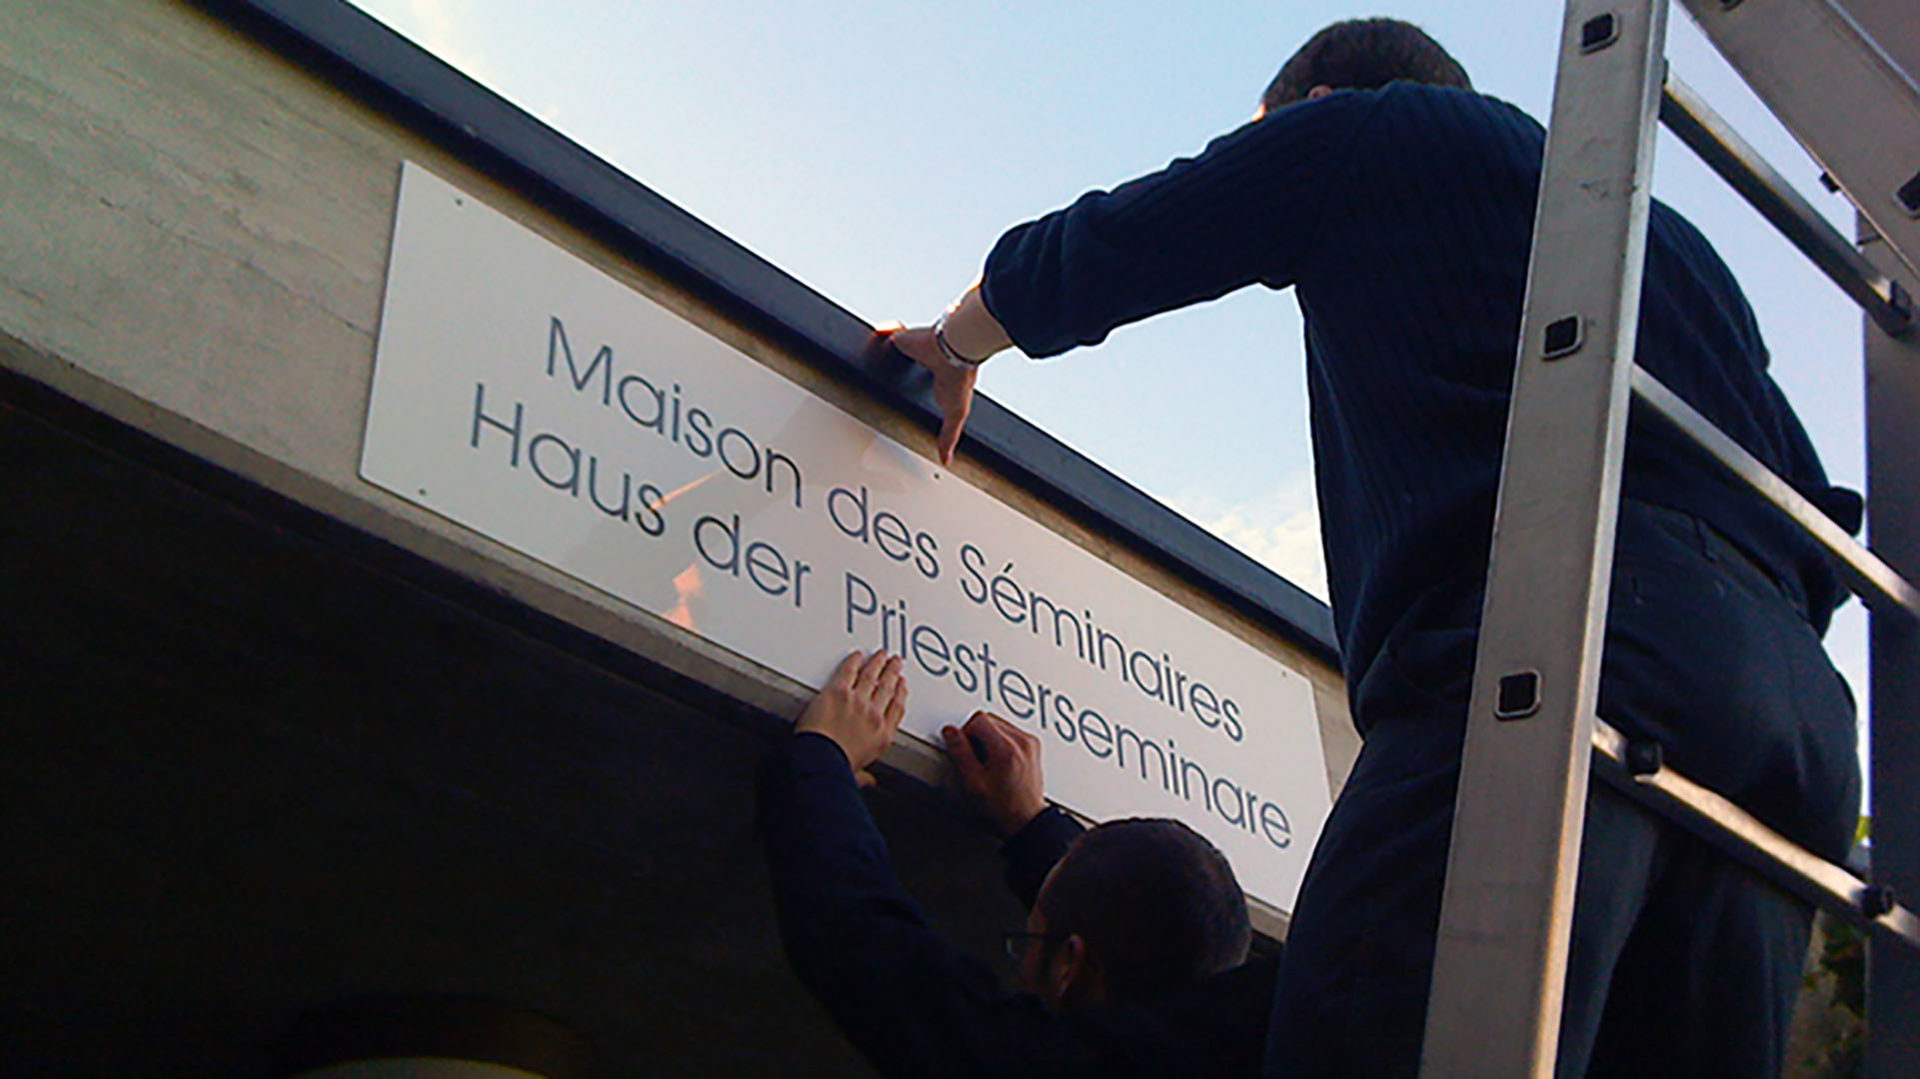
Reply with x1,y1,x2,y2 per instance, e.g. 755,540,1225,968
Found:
1261,18,1472,111
1035,818,1251,1003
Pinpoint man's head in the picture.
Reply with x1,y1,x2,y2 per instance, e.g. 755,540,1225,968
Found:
1260,18,1471,113
1021,818,1251,1011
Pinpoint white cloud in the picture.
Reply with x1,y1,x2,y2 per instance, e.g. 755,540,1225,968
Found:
1171,475,1328,602
404,0,493,82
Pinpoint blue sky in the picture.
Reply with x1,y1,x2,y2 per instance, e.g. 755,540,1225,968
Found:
347,1,1873,760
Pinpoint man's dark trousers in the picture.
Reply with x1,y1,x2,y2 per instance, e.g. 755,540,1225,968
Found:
1264,500,1860,1078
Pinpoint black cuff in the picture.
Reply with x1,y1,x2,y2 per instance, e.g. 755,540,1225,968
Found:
1000,806,1085,910
787,730,856,778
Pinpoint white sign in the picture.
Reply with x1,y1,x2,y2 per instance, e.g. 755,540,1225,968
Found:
362,162,1331,910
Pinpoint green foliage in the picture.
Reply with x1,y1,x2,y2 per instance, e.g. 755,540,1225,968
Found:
1804,915,1866,1078
1797,817,1871,1079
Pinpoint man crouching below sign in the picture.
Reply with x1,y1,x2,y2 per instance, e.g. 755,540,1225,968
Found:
758,649,1275,1077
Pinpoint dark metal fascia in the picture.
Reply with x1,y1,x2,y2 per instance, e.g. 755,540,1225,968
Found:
190,0,1340,661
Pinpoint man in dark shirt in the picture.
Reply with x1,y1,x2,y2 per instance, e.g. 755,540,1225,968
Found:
888,18,1858,1078
759,649,1276,1077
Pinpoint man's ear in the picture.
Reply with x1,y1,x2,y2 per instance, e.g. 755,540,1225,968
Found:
1051,934,1105,1010
1307,84,1336,100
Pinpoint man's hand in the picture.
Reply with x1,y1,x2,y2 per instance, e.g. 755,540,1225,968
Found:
941,711,1047,837
886,325,978,467
798,650,909,788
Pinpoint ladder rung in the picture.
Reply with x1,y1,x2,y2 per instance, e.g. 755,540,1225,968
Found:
1659,74,1913,338
1678,0,1920,291
1630,364,1920,622
1593,718,1920,951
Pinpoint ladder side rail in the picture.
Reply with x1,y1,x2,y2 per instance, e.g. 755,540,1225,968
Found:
1658,74,1912,337
1628,365,1920,621
1678,0,1920,285
1419,1,1667,1074
1861,220,1920,1078
1837,0,1920,86
1590,719,1920,948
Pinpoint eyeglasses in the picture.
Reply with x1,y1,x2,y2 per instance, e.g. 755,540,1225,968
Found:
1002,930,1064,962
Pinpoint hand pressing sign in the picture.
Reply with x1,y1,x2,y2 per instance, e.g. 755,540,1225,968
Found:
941,711,1050,837
795,649,909,788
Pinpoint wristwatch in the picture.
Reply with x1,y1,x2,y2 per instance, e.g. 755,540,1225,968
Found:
932,312,989,370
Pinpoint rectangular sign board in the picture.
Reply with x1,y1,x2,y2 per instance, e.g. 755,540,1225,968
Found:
362,162,1331,911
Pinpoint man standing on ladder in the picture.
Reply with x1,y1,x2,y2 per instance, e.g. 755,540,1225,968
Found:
889,18,1861,1077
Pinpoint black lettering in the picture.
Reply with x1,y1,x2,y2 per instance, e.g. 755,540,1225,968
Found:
616,374,666,432
717,427,759,481
1096,628,1127,676
547,317,612,404
1222,698,1246,743
1211,776,1247,827
527,432,581,494
880,598,906,654
872,511,914,563
913,531,940,580
634,483,667,536
1077,709,1114,759
843,571,878,636
684,406,715,457
959,543,989,604
1050,690,1076,734
952,642,981,695
764,448,803,510
1259,800,1292,849
693,513,741,573
744,541,791,599
977,639,998,704
1180,758,1212,811
1190,682,1224,729
586,456,630,518
828,485,869,541
1028,590,1086,658
989,564,1026,624
1115,725,1167,787
1128,649,1165,701
469,383,524,465
998,667,1036,719
909,623,951,678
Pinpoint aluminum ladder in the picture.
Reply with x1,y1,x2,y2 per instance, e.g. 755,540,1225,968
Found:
1419,0,1920,1074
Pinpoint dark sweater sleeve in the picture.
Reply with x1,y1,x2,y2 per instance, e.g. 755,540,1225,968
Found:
980,91,1372,358
758,733,1105,1078
1000,806,1086,910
